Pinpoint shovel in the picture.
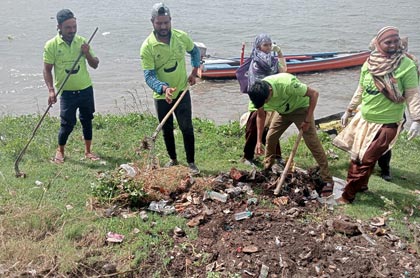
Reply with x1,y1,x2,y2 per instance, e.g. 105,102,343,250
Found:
141,87,189,165
273,129,303,195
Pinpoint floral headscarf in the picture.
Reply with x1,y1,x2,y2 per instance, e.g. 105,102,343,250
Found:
247,34,279,91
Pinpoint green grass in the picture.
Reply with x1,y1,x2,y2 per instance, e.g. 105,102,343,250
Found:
0,113,419,276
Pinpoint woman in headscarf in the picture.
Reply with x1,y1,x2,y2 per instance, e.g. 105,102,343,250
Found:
334,26,420,204
241,34,287,167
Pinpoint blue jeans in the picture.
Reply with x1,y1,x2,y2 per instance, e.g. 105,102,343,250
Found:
154,91,195,163
58,86,95,145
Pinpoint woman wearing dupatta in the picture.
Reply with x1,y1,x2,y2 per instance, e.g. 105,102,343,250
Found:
241,34,287,167
334,26,420,204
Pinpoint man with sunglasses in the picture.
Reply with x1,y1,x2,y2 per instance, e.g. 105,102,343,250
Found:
43,9,100,164
334,26,420,204
140,3,201,175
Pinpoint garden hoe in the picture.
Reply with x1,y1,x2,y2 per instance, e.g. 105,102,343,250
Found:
14,27,99,178
274,129,303,195
140,87,189,167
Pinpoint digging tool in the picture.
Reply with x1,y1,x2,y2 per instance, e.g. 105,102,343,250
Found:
141,87,189,166
273,129,303,195
14,27,99,178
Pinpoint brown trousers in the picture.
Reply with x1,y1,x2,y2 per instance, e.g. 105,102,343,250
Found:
342,124,398,201
264,108,333,183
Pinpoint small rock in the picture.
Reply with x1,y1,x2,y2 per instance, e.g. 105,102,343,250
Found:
102,263,117,274
332,219,361,236
173,226,186,237
242,245,259,253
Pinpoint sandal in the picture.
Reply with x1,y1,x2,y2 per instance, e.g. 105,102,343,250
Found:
51,150,65,164
85,152,100,161
320,182,334,197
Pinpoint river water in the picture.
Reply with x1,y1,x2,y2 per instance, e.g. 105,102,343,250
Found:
1,0,419,125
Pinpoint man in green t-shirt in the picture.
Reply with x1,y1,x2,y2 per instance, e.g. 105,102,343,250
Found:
43,9,100,164
248,73,334,197
140,3,201,175
334,26,420,204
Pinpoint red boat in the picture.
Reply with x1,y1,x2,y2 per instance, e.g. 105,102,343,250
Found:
197,50,370,79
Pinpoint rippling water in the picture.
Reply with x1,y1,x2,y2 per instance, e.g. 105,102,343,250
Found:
1,0,419,124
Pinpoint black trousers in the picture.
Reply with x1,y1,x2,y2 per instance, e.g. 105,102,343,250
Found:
58,86,95,146
154,91,195,163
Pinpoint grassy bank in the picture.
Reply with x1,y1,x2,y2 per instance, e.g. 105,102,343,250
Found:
0,113,419,276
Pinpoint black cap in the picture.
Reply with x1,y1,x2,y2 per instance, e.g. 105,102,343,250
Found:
151,3,170,19
56,9,75,24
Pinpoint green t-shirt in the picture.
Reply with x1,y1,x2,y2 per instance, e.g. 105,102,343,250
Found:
43,34,94,91
248,73,309,113
140,29,194,99
360,57,419,123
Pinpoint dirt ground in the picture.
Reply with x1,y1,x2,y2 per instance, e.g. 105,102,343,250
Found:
132,166,420,278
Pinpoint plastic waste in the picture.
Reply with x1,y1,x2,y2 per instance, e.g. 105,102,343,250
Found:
148,200,175,215
234,210,252,221
206,190,228,202
106,232,124,243
139,210,148,221
225,186,243,197
120,163,137,177
259,264,269,278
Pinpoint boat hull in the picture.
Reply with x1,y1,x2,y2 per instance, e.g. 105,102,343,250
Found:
197,51,370,79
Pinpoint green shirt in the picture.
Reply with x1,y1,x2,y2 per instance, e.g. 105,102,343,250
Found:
140,29,195,99
249,73,309,113
360,57,419,124
43,34,94,91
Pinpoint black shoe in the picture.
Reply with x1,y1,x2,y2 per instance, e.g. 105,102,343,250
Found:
164,159,179,167
381,174,392,182
188,163,200,175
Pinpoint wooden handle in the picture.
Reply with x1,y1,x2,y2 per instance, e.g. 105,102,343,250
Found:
274,129,303,195
151,87,189,140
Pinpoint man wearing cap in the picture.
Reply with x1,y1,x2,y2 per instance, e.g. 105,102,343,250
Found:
43,9,100,164
140,3,201,175
248,73,335,197
334,26,420,204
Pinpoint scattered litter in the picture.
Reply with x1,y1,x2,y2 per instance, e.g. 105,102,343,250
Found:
234,210,252,221
273,196,289,206
35,180,43,186
259,264,269,278
106,232,124,243
119,163,137,177
187,215,204,227
65,204,73,210
205,190,228,203
148,200,175,215
223,209,231,214
122,212,137,219
102,32,111,36
247,197,258,205
139,210,148,221
370,217,386,227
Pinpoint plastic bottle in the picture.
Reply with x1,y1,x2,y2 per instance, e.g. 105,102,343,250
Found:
234,210,252,221
206,190,228,203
